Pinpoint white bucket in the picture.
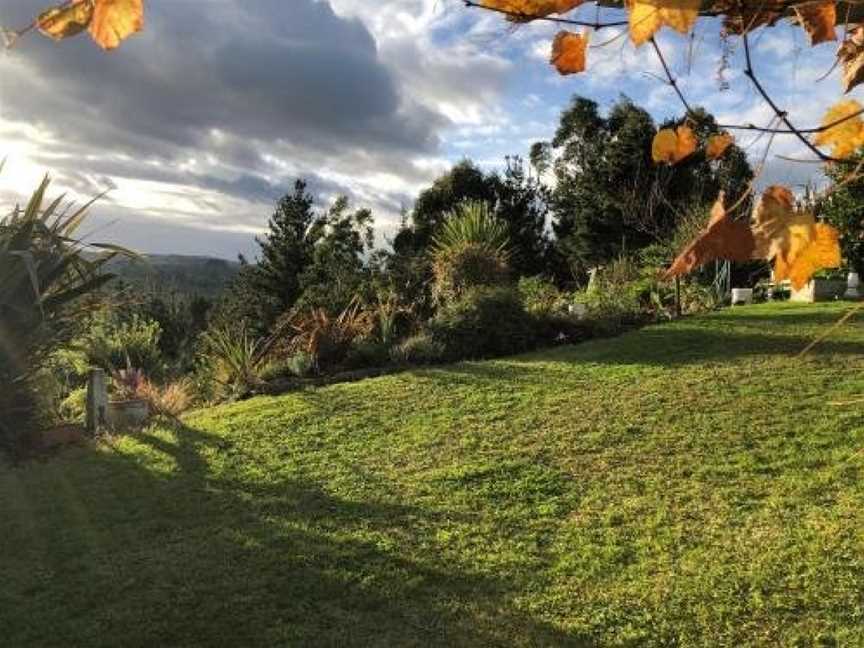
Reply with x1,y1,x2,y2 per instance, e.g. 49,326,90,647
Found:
731,288,753,305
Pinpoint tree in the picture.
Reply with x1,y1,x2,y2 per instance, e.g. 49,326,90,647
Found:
295,197,374,312
820,156,864,274
548,96,753,281
217,182,375,335
394,160,497,254
490,156,553,278
239,180,317,331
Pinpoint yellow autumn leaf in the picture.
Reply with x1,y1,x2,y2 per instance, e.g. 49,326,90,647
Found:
706,133,734,160
784,223,842,290
652,126,697,164
626,0,700,47
37,0,94,41
89,0,143,50
550,30,588,75
751,186,800,260
482,0,584,21
813,99,864,158
750,186,841,290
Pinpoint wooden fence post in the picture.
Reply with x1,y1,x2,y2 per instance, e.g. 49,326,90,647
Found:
86,368,108,434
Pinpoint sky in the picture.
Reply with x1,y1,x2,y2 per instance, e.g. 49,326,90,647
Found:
0,0,855,260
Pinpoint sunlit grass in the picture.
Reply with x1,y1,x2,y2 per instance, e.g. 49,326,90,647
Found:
2,302,864,646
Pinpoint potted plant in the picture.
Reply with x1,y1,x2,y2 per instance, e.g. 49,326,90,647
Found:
108,367,150,429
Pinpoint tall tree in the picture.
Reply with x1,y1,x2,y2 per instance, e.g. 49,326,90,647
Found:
217,182,375,334
242,180,317,329
549,96,753,281
490,156,552,278
295,197,374,312
391,157,552,278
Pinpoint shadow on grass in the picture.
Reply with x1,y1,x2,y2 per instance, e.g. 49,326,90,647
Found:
0,421,592,648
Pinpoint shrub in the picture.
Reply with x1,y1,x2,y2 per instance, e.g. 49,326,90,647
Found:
344,338,390,370
137,379,194,417
574,256,653,328
431,201,511,303
259,352,315,382
517,276,567,316
76,312,165,379
390,333,446,365
201,323,271,397
275,298,373,371
0,172,122,455
532,313,595,346
428,286,536,361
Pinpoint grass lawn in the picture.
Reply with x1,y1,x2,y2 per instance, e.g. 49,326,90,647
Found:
4,303,864,647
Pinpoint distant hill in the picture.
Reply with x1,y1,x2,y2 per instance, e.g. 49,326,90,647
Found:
103,254,241,298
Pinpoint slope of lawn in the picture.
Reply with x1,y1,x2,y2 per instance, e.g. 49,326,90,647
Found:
3,303,864,647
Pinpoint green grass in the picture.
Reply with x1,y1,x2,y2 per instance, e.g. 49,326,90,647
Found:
4,303,864,647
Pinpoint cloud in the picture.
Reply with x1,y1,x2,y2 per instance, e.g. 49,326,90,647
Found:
0,0,511,255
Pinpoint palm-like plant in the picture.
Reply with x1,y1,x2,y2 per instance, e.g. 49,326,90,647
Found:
201,323,272,396
431,200,510,257
1,170,125,453
431,201,512,303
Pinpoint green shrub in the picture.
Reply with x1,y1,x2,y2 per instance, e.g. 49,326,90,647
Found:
344,338,390,370
86,314,165,378
201,323,271,398
431,201,511,303
0,172,123,455
532,313,594,346
260,351,316,382
429,287,536,360
390,333,446,365
517,276,567,316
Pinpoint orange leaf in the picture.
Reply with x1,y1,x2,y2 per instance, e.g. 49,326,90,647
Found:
652,126,697,164
749,186,841,289
813,99,864,159
784,223,842,290
626,0,700,47
664,193,755,279
89,0,143,50
482,0,584,22
794,0,837,46
706,133,734,160
550,31,588,75
37,0,94,41
751,186,800,260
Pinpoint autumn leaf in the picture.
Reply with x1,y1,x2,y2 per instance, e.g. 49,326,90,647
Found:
783,224,842,290
794,0,837,46
550,30,588,75
706,133,734,160
626,0,700,47
37,0,94,41
813,99,864,158
35,0,142,49
750,186,803,259
652,126,697,164
838,26,864,93
664,193,755,279
750,186,841,290
89,0,143,50
482,0,584,22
